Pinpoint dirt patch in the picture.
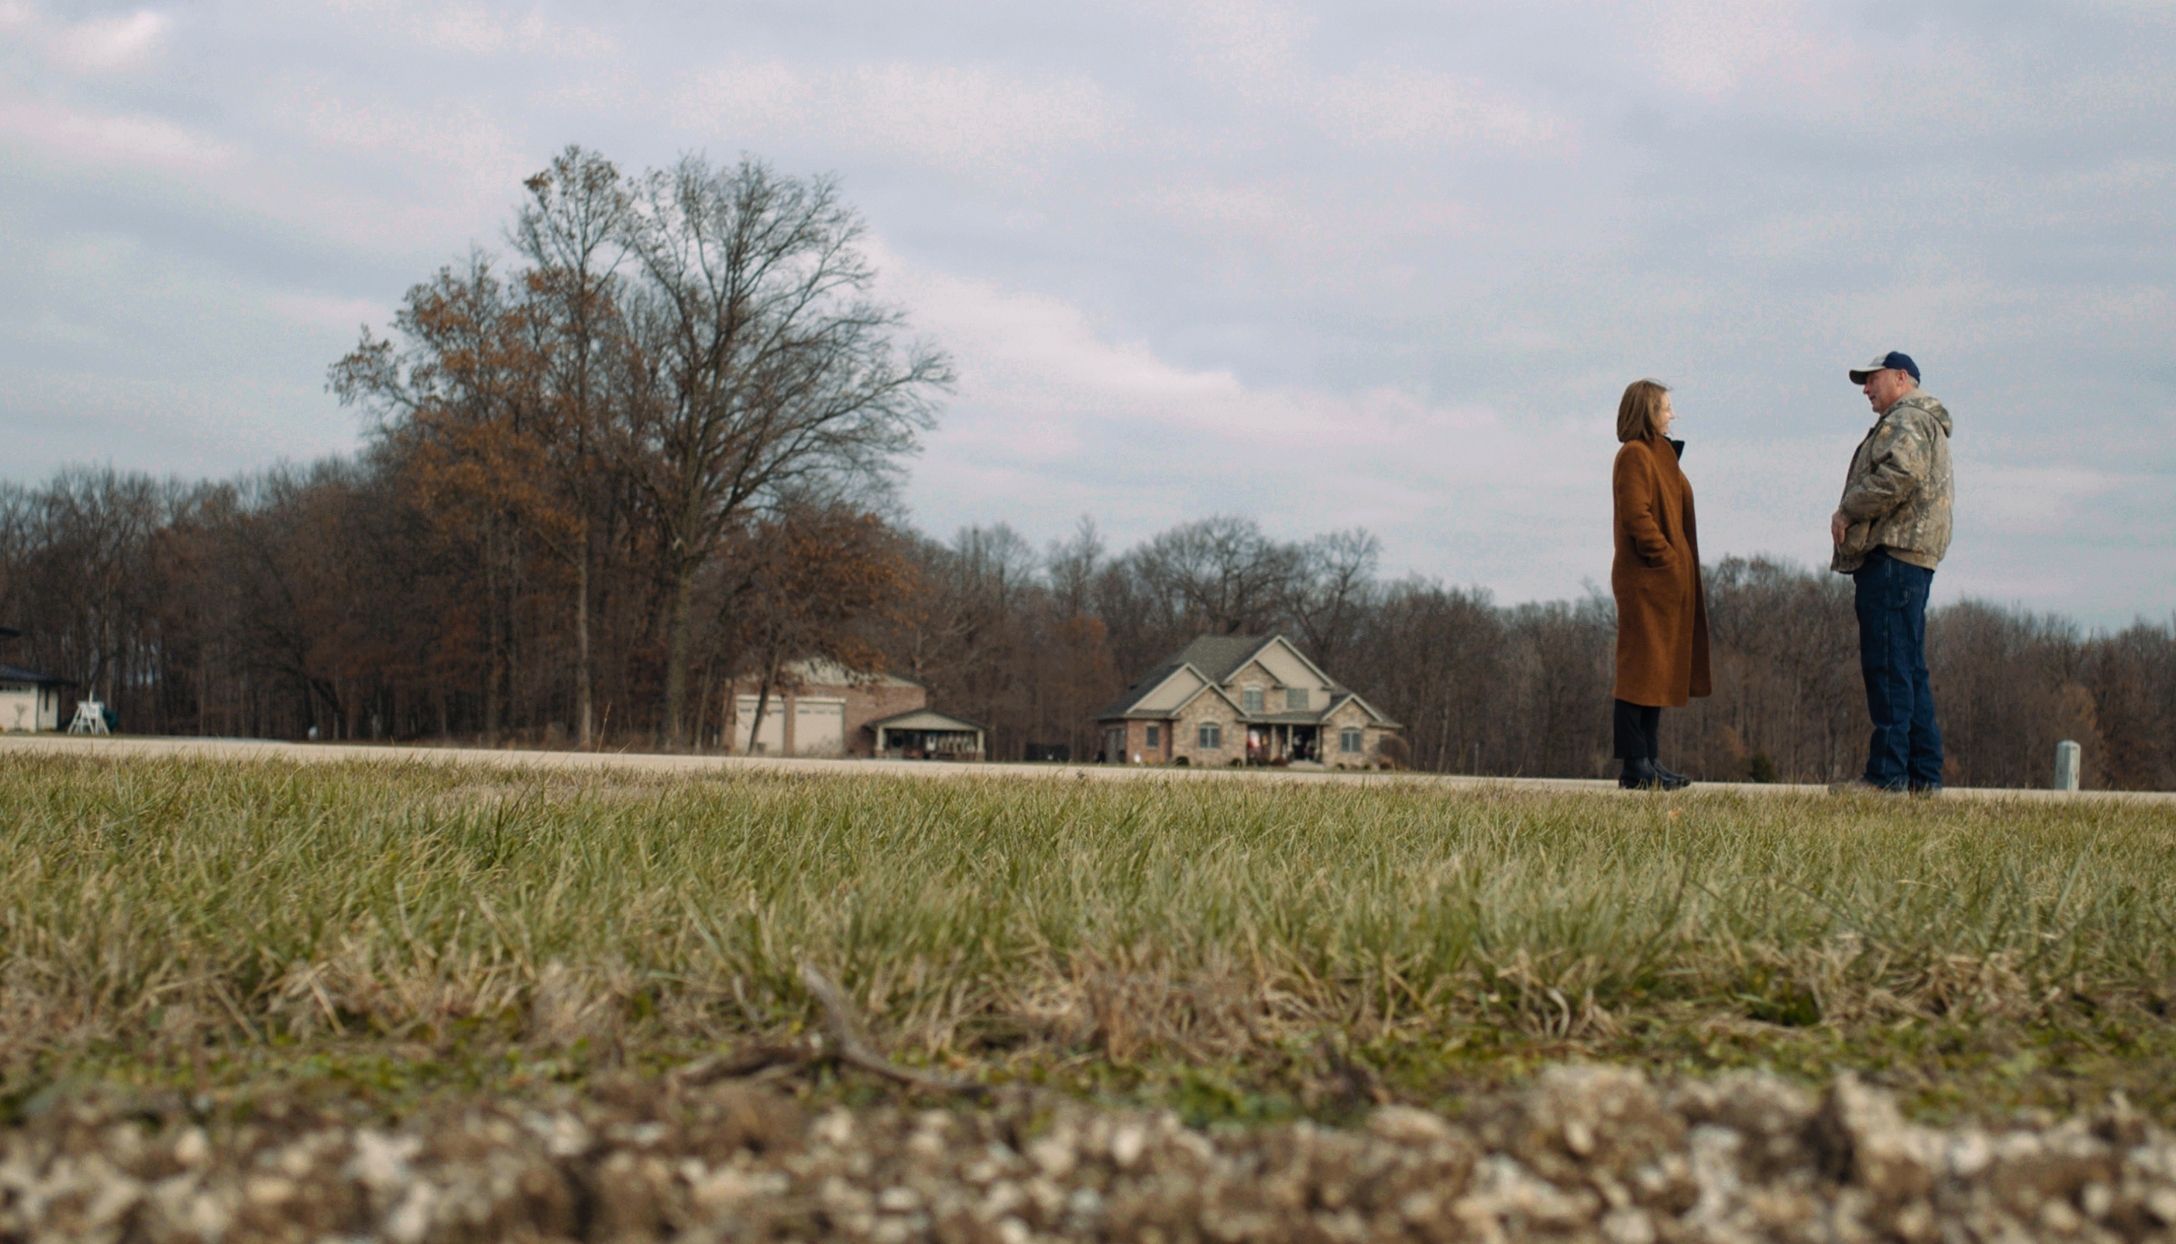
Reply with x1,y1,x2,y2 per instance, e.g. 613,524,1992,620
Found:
7,1065,2174,1241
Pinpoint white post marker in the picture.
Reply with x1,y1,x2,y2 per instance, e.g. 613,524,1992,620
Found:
2053,740,2082,792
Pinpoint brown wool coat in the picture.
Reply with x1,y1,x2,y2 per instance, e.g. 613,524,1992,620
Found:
1611,434,1712,707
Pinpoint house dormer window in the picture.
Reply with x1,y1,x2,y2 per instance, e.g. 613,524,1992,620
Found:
1287,688,1309,711
1241,686,1263,714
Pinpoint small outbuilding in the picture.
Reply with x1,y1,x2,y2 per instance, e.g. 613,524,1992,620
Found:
0,626,73,733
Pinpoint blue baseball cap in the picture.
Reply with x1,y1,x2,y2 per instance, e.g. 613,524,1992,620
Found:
1848,351,1920,383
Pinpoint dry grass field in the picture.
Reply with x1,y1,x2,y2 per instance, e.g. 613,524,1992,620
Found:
7,750,2175,1119
7,751,2176,1240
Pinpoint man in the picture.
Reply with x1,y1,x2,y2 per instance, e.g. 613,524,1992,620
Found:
1831,351,1953,793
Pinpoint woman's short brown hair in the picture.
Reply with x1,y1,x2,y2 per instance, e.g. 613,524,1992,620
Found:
1616,379,1669,443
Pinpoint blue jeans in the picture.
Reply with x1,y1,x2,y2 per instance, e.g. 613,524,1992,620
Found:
1853,549,1944,789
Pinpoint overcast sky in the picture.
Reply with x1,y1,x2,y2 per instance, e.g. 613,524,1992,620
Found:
4,1,2172,628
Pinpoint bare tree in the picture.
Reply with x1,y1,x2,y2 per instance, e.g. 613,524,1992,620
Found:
1125,515,1303,639
620,155,952,742
705,502,913,752
1046,516,1104,619
1287,527,1380,672
511,144,635,748
330,254,551,738
0,469,173,725
898,526,1039,745
2085,620,2176,789
1692,556,1858,781
1348,578,1504,773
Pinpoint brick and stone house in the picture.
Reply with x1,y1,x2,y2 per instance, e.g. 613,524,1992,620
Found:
723,659,984,760
1095,634,1401,768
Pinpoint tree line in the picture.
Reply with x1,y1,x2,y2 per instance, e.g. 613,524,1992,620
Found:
4,463,2171,789
2,146,2169,789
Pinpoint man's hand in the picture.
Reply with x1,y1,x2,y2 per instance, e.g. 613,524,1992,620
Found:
1830,509,1849,546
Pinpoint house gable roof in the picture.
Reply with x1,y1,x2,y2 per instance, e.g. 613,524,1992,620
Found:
1168,680,1246,718
1324,690,1402,730
1165,635,1268,684
1239,635,1340,692
1096,660,1210,720
1102,636,1291,717
866,708,984,734
1180,636,1342,700
1098,633,1394,727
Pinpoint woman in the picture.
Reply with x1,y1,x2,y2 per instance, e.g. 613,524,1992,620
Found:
1610,379,1711,789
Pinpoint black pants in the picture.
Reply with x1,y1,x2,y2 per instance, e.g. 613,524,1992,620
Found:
1612,699,1660,761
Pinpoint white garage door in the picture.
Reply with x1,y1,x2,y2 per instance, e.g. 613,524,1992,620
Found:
733,696,787,754
793,698,845,756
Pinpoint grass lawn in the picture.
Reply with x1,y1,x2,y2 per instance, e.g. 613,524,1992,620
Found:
5,753,2174,1126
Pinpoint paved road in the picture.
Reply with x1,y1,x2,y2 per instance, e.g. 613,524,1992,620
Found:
6,733,2166,803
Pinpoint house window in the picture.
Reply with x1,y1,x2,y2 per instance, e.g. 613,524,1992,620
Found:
1241,687,1263,714
1288,688,1310,711
1340,727,1364,753
1146,724,1160,748
1198,721,1222,749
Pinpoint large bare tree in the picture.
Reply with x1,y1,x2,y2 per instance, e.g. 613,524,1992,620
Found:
620,155,952,742
1124,515,1303,640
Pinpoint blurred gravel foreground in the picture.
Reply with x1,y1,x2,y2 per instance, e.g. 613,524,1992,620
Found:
9,1066,2176,1243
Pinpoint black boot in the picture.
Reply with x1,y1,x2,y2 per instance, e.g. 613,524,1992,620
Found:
1650,758,1694,787
1621,757,1690,791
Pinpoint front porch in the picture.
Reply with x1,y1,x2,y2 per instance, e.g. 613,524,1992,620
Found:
869,709,986,761
1245,721,1320,765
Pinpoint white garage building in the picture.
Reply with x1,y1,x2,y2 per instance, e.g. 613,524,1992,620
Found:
0,667,69,732
724,659,985,760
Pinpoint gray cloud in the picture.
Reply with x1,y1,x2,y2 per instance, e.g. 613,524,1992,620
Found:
1,0,2169,627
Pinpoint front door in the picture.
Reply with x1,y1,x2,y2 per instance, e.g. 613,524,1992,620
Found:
1293,725,1319,762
